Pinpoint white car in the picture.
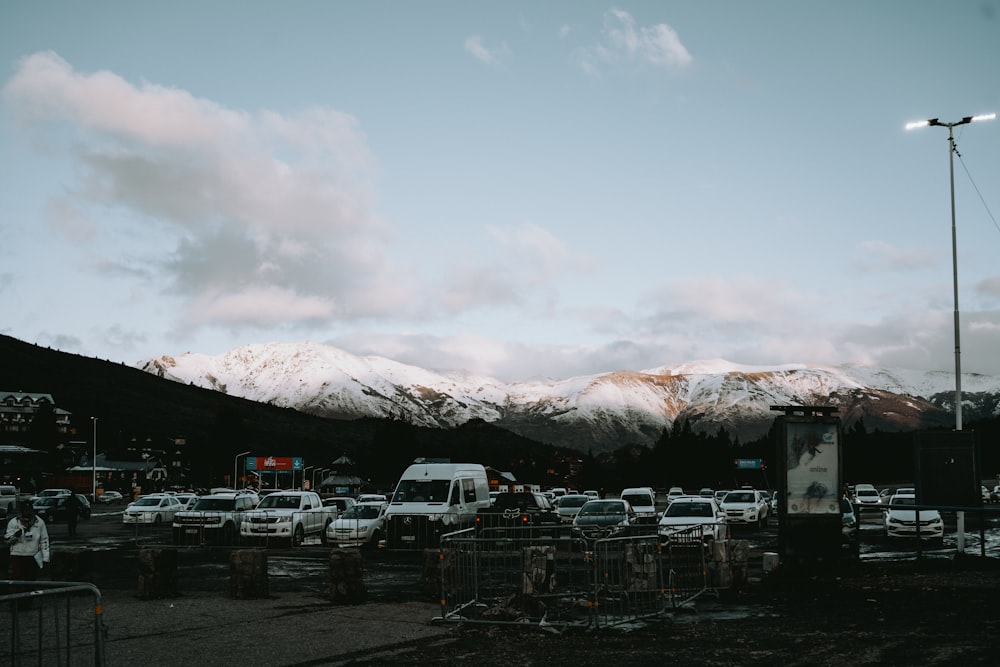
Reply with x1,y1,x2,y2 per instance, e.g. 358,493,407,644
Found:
883,493,943,541
658,496,726,542
97,490,124,504
619,487,658,522
854,484,881,507
554,494,590,523
325,502,386,548
666,487,686,502
357,493,388,506
123,494,183,525
720,489,769,528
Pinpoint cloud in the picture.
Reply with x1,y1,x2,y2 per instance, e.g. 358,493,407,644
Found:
464,35,511,67
851,240,936,272
436,223,595,313
580,9,693,75
2,51,409,336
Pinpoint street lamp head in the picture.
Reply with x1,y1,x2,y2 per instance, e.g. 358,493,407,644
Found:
905,119,932,130
971,113,996,123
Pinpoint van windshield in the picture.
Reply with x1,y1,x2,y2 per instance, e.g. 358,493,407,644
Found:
392,480,451,503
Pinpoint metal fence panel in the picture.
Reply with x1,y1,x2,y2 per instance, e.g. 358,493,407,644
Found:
437,527,715,630
1,580,106,666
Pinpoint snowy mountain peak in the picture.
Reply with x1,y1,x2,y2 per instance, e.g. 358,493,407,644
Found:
138,342,1000,453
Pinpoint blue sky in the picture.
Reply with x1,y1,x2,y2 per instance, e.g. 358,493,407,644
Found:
2,1,999,381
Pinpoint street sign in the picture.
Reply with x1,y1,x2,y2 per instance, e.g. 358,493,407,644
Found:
736,458,762,470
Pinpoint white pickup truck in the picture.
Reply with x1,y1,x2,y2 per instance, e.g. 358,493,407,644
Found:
239,491,338,547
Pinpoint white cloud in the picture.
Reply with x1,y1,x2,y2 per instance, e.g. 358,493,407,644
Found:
580,9,693,74
2,51,406,336
464,35,511,67
851,240,936,272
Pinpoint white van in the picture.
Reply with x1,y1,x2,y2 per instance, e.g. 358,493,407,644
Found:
384,461,490,549
620,486,658,523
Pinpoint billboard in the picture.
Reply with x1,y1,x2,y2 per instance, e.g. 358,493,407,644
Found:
246,456,304,471
784,421,840,515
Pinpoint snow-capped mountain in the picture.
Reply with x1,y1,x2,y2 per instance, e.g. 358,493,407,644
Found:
138,342,1000,453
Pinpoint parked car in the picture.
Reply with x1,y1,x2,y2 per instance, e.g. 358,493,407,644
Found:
123,494,183,526
97,490,124,504
357,493,388,506
326,502,387,548
475,492,561,535
172,491,259,545
666,487,686,502
32,494,91,523
854,484,881,508
583,490,600,499
883,493,943,541
720,489,769,528
572,499,635,538
554,494,590,523
619,487,658,523
322,496,357,513
658,496,726,542
175,493,199,511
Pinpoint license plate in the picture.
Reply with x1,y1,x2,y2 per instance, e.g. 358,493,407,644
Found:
402,535,415,542
185,528,198,534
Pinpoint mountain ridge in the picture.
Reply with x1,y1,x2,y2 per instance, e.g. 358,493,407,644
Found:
138,341,1000,453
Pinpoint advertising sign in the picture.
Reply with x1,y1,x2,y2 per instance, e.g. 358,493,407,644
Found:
784,421,840,515
246,456,304,471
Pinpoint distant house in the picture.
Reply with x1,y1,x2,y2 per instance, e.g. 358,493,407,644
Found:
0,391,72,440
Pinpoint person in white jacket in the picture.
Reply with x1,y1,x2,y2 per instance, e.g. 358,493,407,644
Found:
5,501,51,583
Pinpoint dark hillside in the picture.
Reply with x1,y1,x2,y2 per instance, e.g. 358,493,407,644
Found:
0,335,562,488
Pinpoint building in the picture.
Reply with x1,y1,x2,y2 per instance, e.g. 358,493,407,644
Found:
0,391,72,440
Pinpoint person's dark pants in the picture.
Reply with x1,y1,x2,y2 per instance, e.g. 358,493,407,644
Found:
9,555,40,610
68,514,78,536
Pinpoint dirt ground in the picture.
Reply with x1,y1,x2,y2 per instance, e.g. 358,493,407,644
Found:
345,554,1000,666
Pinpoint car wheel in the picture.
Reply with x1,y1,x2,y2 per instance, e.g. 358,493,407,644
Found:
320,520,332,546
291,525,305,548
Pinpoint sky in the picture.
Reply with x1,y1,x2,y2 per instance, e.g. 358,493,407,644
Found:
2,1,999,383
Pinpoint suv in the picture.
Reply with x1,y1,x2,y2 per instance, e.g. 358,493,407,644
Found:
173,492,259,545
720,489,770,528
475,492,561,535
620,487,658,524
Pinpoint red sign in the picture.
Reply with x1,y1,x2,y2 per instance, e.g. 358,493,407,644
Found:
246,456,294,471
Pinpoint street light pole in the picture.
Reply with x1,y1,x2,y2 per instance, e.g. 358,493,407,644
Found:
906,113,996,431
91,417,98,501
234,450,251,490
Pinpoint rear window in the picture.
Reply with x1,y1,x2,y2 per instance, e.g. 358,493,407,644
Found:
622,493,653,507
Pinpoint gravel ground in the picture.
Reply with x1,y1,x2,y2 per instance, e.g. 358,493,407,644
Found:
340,554,1000,666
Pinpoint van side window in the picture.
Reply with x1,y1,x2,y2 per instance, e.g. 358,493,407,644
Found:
463,478,477,504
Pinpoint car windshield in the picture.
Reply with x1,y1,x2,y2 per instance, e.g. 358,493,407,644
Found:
391,480,451,503
342,505,382,520
579,501,625,516
34,498,59,507
133,497,163,507
192,498,237,511
892,496,915,506
558,496,589,508
621,493,652,507
493,493,541,511
665,502,714,518
857,489,878,497
258,495,302,509
725,492,754,503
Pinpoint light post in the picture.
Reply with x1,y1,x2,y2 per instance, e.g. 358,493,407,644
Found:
233,450,251,490
91,417,98,501
906,113,996,431
313,467,329,491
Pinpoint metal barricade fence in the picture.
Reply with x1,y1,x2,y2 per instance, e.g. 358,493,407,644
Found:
437,525,714,630
1,579,107,666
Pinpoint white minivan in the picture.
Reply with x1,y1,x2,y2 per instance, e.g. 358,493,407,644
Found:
384,461,490,549
620,487,658,523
